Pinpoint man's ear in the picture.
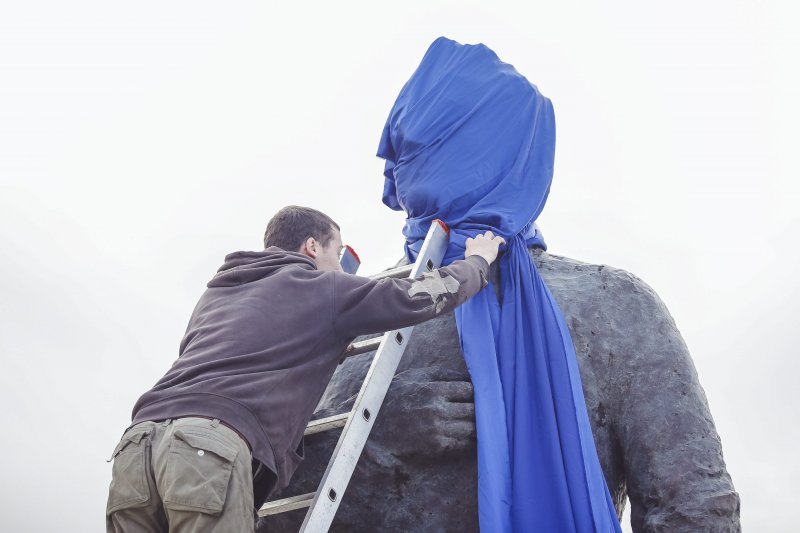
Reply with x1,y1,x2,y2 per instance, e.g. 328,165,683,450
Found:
301,236,318,258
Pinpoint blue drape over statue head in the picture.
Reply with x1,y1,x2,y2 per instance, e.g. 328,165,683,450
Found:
377,36,554,259
376,37,622,532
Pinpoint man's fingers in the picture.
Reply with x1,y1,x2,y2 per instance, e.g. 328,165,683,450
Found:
468,231,505,245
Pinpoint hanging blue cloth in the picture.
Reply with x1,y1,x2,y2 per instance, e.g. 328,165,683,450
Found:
377,37,622,532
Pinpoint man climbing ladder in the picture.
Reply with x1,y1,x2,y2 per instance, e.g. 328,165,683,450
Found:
105,205,505,532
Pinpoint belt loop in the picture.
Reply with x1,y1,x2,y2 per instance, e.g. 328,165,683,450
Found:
162,418,172,427
210,418,220,428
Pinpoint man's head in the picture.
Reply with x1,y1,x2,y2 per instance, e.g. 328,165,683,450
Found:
264,205,344,272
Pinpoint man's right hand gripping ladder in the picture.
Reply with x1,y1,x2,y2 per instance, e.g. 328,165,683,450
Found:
258,219,451,532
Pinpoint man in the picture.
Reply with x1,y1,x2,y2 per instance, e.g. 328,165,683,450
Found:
105,205,505,532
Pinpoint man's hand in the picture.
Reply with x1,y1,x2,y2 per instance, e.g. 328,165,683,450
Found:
465,230,506,265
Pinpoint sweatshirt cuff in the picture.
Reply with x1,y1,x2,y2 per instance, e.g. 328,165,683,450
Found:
464,255,490,288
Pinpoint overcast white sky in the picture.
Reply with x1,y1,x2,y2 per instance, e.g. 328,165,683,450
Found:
0,1,797,531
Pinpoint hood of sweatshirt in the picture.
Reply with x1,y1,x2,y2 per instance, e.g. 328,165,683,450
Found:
207,246,317,288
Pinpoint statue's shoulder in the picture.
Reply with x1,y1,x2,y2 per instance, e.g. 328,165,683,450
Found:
536,247,670,303
391,248,667,311
533,247,677,329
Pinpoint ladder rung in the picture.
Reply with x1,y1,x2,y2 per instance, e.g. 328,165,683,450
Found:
304,412,350,436
367,264,413,280
258,492,315,517
341,336,383,361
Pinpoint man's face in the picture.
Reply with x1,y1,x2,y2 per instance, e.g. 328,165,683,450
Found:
302,226,344,272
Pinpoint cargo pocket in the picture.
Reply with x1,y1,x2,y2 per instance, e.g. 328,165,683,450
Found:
163,429,239,516
106,428,151,515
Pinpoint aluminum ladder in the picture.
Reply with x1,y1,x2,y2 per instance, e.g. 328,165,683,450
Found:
258,219,451,531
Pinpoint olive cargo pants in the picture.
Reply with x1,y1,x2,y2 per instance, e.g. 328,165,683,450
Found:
106,417,256,532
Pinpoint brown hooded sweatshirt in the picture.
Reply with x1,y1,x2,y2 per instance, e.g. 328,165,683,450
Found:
128,245,490,507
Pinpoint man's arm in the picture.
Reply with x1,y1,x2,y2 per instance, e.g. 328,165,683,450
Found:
332,254,490,340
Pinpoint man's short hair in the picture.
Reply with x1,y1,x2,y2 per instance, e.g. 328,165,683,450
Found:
263,205,340,252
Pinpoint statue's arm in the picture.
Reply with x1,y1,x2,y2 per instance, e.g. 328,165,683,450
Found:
610,270,741,532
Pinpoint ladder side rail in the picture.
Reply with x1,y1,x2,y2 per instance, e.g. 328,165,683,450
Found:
298,222,449,532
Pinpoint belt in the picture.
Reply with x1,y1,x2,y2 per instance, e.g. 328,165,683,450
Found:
176,415,253,454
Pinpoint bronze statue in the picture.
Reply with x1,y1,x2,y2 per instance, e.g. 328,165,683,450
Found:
259,246,741,532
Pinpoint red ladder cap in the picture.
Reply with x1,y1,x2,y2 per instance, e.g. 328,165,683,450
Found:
433,219,450,235
345,245,361,264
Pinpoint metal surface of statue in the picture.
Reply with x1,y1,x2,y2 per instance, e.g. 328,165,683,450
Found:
258,246,741,532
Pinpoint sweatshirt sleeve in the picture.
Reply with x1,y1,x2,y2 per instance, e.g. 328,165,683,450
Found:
332,254,491,340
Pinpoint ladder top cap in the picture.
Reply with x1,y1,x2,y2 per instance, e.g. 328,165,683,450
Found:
433,219,450,235
344,245,360,264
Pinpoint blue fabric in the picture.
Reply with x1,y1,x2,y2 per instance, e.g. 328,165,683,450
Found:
377,37,622,532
